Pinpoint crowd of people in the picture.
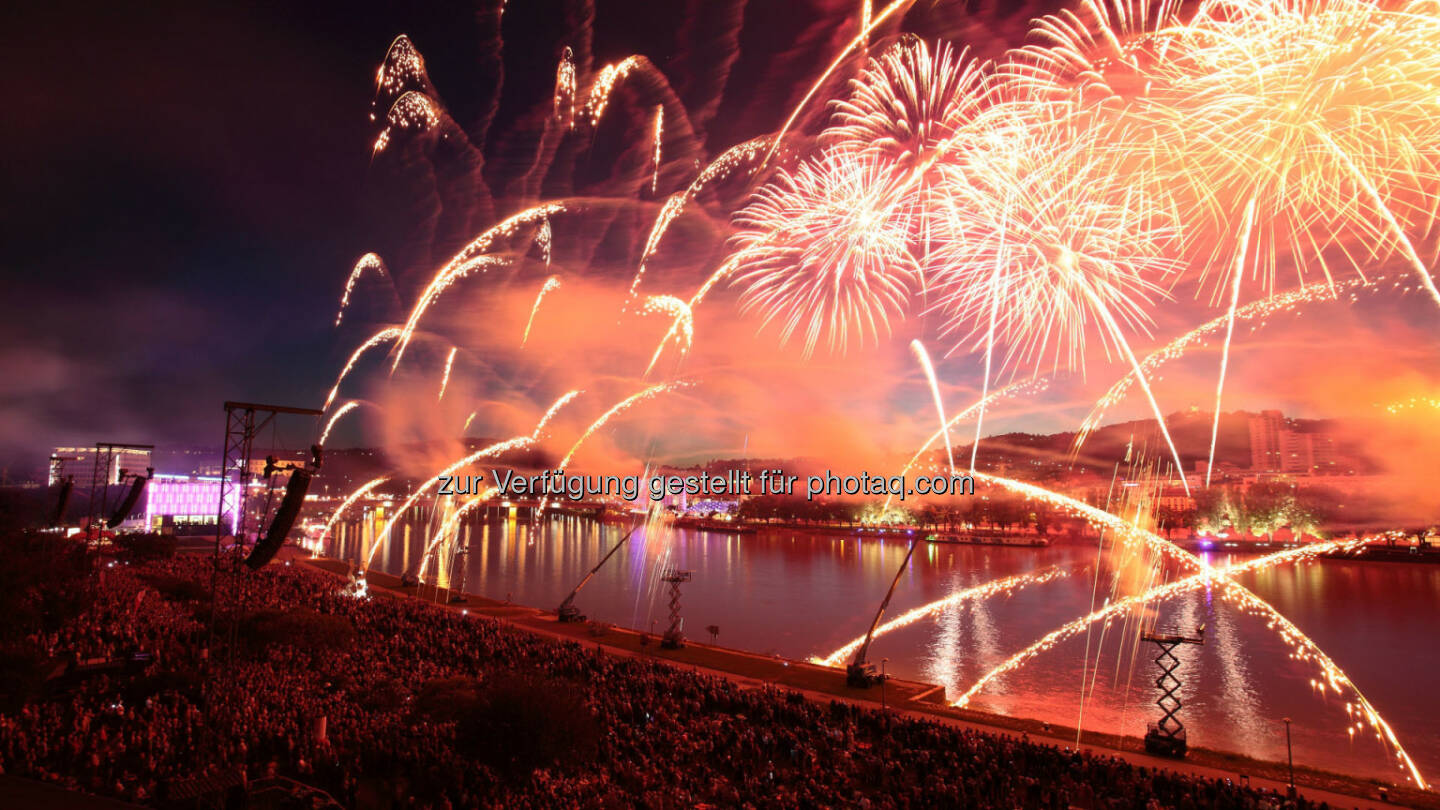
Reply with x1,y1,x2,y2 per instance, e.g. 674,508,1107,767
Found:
0,548,1339,809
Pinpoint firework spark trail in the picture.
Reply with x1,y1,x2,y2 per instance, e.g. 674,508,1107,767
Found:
391,203,565,369
319,401,361,446
1042,0,1440,306
880,377,1049,512
373,34,430,100
814,567,1068,667
555,382,689,472
650,105,664,194
1074,270,1191,495
1075,276,1390,446
642,296,695,376
416,489,495,582
1218,576,1428,788
535,390,583,437
584,56,644,126
932,483,1427,787
924,118,1189,490
364,435,535,570
945,537,1427,787
522,276,561,347
535,219,552,269
335,253,389,327
390,255,508,372
318,476,388,548
553,46,576,127
538,382,690,514
438,347,458,401
911,340,955,475
1207,196,1257,486
373,91,440,154
364,390,582,569
625,137,772,308
949,544,1356,709
761,0,917,167
325,327,402,411
958,467,1427,782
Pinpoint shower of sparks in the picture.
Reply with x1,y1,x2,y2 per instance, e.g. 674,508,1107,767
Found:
318,476,388,547
374,91,440,154
553,45,576,127
392,202,565,369
814,567,1068,667
323,0,1440,786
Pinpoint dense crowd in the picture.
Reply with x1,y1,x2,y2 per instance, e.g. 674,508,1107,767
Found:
0,551,1334,809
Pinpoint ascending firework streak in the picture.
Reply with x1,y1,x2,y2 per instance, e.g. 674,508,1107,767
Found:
364,390,582,569
335,253,389,327
626,136,772,307
522,276,561,347
324,327,402,411
555,383,687,471
416,489,496,582
438,347,458,401
391,202,566,369
650,105,664,194
953,479,1427,787
880,376,1050,512
761,0,916,167
814,567,1068,667
911,340,955,475
319,401,360,445
537,382,689,514
364,435,535,569
1207,197,1257,486
318,476,388,547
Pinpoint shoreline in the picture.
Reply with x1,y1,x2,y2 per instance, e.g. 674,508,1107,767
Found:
290,548,1433,809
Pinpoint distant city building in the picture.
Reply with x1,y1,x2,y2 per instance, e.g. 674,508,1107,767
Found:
1247,411,1341,474
48,446,152,490
144,474,239,532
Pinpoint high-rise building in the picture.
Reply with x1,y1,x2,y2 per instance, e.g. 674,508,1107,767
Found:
1247,412,1341,474
48,446,152,490
1248,411,1285,471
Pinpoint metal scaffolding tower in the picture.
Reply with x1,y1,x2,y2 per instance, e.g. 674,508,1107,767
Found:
1141,625,1206,757
88,442,153,534
660,569,693,648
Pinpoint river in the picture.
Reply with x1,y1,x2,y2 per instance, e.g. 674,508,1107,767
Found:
328,513,1440,785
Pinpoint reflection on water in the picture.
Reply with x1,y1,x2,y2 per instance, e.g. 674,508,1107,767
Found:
329,514,1440,783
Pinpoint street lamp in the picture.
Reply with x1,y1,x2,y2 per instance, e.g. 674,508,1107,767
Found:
1283,717,1296,797
881,658,889,711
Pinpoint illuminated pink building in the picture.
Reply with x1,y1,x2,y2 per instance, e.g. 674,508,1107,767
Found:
144,474,239,532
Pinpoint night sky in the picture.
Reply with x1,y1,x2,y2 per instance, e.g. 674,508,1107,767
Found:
9,0,1434,484
1,0,1055,480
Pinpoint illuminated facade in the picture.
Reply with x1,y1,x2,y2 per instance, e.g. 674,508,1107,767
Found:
49,446,152,490
144,474,239,532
